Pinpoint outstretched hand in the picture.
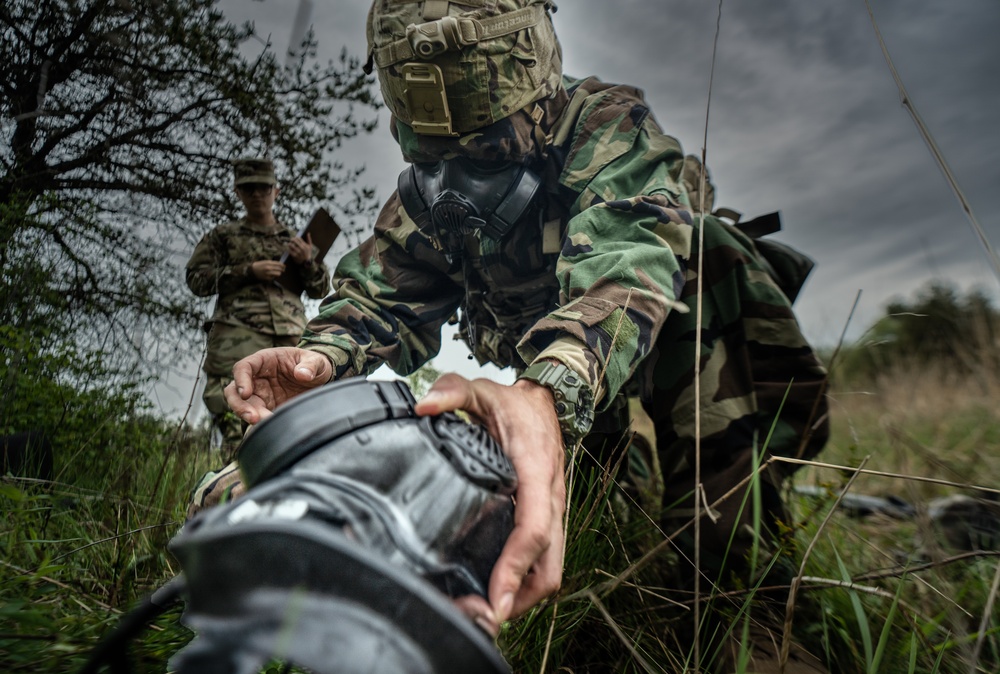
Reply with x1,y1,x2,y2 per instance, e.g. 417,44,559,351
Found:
224,347,333,424
414,373,566,635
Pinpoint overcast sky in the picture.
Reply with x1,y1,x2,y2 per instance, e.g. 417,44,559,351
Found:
151,0,1000,416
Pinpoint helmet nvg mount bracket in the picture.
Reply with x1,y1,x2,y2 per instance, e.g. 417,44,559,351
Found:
169,378,517,674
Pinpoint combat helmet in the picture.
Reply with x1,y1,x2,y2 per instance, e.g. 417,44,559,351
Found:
365,0,564,140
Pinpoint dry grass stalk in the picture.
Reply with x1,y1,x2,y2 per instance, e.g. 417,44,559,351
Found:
779,456,870,672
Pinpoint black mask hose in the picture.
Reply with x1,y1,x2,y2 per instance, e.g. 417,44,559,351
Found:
78,575,186,674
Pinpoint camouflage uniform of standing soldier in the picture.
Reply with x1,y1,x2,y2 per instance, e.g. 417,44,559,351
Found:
186,158,330,461
224,3,829,671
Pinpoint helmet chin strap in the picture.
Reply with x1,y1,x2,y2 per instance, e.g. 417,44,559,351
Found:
529,101,551,162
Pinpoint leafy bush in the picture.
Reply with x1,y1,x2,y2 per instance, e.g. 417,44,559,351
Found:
836,281,1000,384
0,326,212,672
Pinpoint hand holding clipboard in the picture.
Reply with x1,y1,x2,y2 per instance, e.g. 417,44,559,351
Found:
275,207,341,295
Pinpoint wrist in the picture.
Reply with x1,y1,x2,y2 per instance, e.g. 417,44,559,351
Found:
517,360,595,446
240,262,257,280
512,377,556,407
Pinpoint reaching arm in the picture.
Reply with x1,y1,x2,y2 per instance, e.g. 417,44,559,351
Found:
299,192,464,379
224,194,464,421
518,112,694,440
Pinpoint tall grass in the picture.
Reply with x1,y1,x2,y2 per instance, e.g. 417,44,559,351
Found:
4,350,1000,672
495,347,1000,672
0,410,216,673
777,353,1000,674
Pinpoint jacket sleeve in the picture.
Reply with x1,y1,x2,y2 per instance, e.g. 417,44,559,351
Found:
518,115,694,415
299,192,464,379
185,227,255,298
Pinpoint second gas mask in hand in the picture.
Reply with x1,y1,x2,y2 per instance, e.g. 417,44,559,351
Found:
168,378,516,674
398,157,543,256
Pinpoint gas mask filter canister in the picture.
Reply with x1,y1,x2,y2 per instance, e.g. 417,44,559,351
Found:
167,378,516,674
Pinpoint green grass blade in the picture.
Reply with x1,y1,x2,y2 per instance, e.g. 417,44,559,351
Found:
870,578,902,673
834,548,874,668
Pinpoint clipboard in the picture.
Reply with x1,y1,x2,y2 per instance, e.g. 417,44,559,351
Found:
276,207,341,295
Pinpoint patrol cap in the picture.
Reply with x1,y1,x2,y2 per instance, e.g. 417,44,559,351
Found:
365,0,563,137
233,158,278,187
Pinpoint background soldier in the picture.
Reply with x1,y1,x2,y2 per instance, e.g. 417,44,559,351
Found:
186,158,330,460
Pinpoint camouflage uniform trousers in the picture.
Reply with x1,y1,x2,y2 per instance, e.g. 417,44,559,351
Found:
586,216,830,588
202,322,300,461
573,217,830,673
580,347,828,666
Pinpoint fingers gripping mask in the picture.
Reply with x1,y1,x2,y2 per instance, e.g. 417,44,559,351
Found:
167,379,516,674
398,157,543,255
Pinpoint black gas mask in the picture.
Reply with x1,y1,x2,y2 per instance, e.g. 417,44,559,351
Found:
398,157,543,256
82,379,515,674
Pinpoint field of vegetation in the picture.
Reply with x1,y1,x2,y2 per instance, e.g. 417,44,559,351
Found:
6,1,995,671
2,282,1000,673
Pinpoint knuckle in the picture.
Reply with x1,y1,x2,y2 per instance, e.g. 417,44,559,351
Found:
522,527,550,553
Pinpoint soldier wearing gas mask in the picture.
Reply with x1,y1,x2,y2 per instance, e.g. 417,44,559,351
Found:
225,1,830,670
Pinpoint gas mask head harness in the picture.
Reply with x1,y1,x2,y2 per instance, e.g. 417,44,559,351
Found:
83,378,516,674
398,156,543,255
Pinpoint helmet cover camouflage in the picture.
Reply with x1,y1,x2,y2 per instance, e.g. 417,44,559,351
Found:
366,0,564,138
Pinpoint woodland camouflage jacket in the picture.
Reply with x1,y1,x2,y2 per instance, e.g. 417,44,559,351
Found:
300,76,827,452
186,218,331,336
